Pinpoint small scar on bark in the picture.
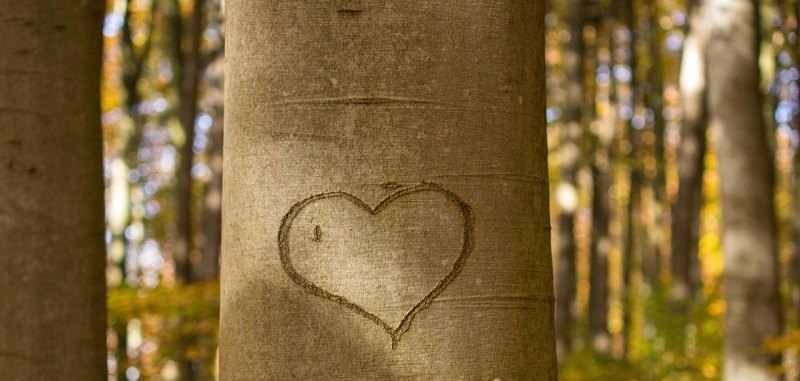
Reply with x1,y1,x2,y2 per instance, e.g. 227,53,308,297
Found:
27,166,36,175
54,24,67,31
6,139,22,146
337,8,365,15
347,97,386,104
381,182,402,190
312,225,322,242
544,225,552,231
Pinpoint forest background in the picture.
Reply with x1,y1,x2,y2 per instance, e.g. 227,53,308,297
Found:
97,0,800,380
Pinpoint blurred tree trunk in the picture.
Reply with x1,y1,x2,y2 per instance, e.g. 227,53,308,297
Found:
791,0,800,325
221,2,557,379
645,0,666,285
555,0,585,360
196,32,225,281
172,0,204,284
167,0,206,379
623,165,642,358
199,37,225,282
706,1,783,380
112,1,157,376
587,3,614,357
113,0,156,284
622,0,641,358
588,146,612,356
200,105,223,281
0,1,106,379
670,0,707,311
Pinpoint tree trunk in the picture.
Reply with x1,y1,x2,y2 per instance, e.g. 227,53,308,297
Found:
622,0,641,358
587,3,614,357
588,160,612,355
791,0,800,327
555,0,585,360
670,0,707,311
645,0,666,285
623,168,641,358
110,0,155,285
221,2,556,379
199,4,225,283
706,1,783,380
173,0,204,284
165,1,206,379
200,108,223,281
110,2,156,376
0,1,106,379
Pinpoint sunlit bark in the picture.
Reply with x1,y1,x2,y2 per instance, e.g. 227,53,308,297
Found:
221,1,556,379
706,1,783,380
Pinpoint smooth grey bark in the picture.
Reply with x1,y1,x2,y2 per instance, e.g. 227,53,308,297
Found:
706,1,783,380
221,1,557,379
555,0,585,361
0,1,107,379
671,0,706,310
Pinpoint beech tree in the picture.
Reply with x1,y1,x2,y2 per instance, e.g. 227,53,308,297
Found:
0,1,106,379
220,1,557,379
706,0,783,380
555,0,584,360
172,0,205,283
671,0,706,311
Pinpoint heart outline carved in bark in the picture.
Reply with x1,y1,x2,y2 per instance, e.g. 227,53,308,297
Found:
277,182,475,349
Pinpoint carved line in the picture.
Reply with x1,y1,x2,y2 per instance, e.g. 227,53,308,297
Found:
428,173,547,185
267,96,456,107
313,225,322,242
277,182,474,349
262,96,525,115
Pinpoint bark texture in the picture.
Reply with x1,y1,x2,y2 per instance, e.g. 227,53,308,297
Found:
0,1,107,379
706,1,783,380
221,1,556,379
671,0,707,309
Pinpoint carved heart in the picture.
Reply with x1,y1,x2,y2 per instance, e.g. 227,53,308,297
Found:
277,183,474,349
